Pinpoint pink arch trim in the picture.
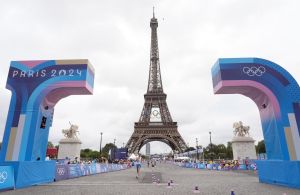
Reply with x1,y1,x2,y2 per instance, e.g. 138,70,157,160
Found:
214,80,281,119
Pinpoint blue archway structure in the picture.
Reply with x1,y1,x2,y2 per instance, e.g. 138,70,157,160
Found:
0,59,94,188
212,58,300,188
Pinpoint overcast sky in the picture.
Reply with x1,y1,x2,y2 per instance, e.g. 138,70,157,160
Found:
0,0,300,154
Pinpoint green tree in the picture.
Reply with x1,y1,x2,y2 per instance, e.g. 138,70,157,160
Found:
101,143,117,159
80,150,87,159
256,140,266,154
102,143,116,153
203,142,233,160
184,147,196,152
216,144,227,159
203,143,217,160
47,141,54,148
90,151,100,159
80,148,100,160
226,142,233,159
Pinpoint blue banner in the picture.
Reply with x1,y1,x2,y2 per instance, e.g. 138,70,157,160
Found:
0,166,15,190
108,164,113,171
100,164,108,173
175,162,258,172
197,163,206,169
55,164,69,181
91,163,97,174
80,164,90,176
68,164,82,178
54,163,129,182
207,164,212,169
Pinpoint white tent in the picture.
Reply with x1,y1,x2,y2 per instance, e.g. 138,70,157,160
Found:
128,153,138,160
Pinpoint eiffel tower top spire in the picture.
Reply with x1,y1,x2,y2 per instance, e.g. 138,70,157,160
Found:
152,6,155,18
147,8,163,94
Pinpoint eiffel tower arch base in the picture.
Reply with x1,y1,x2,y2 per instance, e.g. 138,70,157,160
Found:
127,136,183,154
126,123,187,154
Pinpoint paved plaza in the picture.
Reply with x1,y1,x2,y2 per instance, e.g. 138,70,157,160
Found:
2,163,300,195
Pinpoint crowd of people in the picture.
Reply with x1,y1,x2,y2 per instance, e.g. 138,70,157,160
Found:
57,156,133,167
174,158,256,171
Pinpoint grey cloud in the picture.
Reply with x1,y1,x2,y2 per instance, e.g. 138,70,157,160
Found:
0,0,299,153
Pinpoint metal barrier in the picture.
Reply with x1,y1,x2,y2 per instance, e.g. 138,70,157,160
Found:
55,163,129,181
173,162,257,171
0,166,15,191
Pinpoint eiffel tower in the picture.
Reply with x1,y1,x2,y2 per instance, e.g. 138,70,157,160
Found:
126,10,187,154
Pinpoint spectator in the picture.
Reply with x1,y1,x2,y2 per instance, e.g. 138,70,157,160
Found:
135,157,142,179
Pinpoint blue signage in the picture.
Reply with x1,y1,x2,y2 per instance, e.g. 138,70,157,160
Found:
0,59,95,189
0,166,14,190
55,164,69,181
54,163,129,182
68,164,82,178
212,58,300,188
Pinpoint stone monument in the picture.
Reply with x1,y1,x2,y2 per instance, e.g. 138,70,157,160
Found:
58,123,81,161
231,121,256,160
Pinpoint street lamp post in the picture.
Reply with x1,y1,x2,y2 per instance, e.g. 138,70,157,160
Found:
209,131,212,160
187,142,190,158
99,132,103,158
113,138,116,161
202,146,205,162
196,138,199,160
209,131,212,147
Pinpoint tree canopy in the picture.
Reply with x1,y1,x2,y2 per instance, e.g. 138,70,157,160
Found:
200,140,264,160
256,140,266,154
47,141,54,148
80,148,99,160
80,143,117,160
184,147,196,152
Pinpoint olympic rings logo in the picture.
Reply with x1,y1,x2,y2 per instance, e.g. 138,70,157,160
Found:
0,171,8,183
242,66,266,76
152,110,160,117
57,168,65,176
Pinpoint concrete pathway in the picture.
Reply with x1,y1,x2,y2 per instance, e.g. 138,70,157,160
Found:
2,162,300,195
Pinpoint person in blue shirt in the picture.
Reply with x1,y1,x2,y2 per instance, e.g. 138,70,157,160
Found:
135,157,142,179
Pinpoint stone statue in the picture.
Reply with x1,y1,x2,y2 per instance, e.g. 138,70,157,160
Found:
62,123,79,139
233,121,250,137
58,122,81,161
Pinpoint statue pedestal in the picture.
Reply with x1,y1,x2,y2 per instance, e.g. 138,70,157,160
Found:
232,136,256,160
58,138,81,161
